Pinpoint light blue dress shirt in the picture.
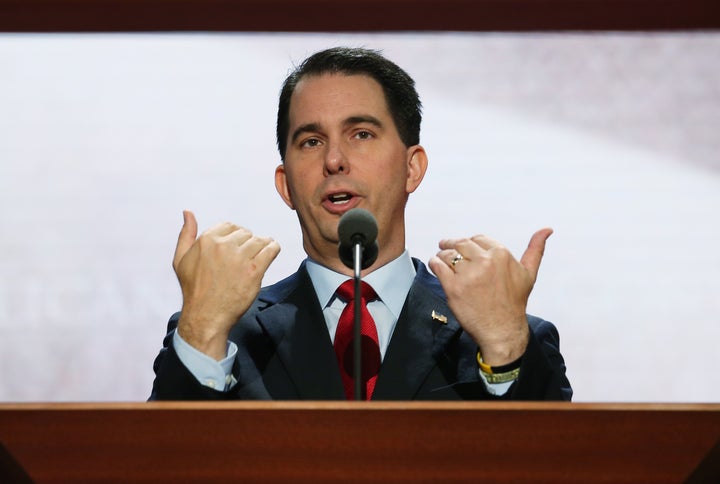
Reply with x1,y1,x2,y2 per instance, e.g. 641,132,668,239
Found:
304,250,416,360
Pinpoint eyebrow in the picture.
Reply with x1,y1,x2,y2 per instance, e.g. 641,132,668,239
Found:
345,115,384,129
290,115,385,145
291,123,322,145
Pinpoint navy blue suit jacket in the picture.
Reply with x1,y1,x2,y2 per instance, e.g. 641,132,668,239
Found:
150,259,572,401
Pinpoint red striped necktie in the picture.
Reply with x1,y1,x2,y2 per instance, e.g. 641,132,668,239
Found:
333,279,381,400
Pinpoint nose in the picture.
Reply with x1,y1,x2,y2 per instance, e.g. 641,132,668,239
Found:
323,142,348,176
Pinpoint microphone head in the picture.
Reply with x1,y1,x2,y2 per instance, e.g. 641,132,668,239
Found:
338,208,379,270
338,208,378,247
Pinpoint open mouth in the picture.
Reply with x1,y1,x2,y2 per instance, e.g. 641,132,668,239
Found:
328,192,353,205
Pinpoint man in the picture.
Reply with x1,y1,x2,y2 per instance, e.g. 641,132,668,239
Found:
150,47,571,401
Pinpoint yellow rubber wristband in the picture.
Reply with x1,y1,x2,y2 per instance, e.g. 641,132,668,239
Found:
476,351,494,374
476,350,522,381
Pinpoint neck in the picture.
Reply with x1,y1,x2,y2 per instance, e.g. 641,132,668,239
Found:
305,239,406,277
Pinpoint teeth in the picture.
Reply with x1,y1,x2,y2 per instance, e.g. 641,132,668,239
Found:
329,193,351,204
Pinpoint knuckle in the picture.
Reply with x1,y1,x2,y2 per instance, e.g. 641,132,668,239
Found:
197,233,215,249
252,235,270,244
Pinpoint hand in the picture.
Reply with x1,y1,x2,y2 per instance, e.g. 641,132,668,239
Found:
428,228,553,366
173,210,281,360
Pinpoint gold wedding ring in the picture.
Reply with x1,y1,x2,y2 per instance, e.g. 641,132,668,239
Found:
450,253,464,267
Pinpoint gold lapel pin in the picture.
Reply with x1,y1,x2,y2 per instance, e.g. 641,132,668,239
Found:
431,310,448,324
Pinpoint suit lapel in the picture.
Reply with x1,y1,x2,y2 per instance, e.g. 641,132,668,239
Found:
372,265,463,399
255,268,345,400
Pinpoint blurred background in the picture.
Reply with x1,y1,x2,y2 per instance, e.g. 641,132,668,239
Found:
1,32,718,402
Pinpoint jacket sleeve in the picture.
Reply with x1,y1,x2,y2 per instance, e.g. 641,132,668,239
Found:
505,315,573,401
149,312,238,401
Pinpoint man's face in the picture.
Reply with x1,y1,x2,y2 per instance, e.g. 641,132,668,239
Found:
275,73,426,273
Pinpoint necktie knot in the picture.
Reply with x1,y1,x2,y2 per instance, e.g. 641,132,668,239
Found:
336,279,378,304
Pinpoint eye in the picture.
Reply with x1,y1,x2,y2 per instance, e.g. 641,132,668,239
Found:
354,130,374,140
300,137,322,148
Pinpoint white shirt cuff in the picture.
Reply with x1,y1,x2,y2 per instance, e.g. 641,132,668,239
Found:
478,369,515,396
173,329,237,390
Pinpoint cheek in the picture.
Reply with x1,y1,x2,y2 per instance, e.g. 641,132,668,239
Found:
285,169,314,202
382,161,410,193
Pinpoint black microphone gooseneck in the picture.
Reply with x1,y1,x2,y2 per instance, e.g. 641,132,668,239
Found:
338,208,379,400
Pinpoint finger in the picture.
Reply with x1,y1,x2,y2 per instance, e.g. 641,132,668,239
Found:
237,235,275,259
439,238,485,261
205,221,243,237
221,226,253,246
428,255,456,284
252,240,282,272
173,210,198,271
520,228,553,280
469,234,503,250
438,238,464,251
439,235,499,251
436,248,458,264
439,239,477,258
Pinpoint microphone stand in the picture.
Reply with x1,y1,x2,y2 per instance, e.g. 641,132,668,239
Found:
352,240,363,401
337,207,378,401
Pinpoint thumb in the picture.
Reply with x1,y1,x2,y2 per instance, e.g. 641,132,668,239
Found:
519,228,553,280
173,210,198,271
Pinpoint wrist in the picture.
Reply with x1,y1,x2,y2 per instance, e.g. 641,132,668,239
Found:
475,323,529,366
477,350,522,384
177,313,231,361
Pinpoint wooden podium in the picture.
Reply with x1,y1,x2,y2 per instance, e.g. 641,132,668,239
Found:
1,402,718,483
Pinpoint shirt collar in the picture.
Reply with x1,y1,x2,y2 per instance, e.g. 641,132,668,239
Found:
305,250,416,320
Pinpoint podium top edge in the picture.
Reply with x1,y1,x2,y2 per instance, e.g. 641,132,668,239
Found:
1,401,719,412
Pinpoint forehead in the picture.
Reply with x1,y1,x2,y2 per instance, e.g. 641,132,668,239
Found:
288,73,390,124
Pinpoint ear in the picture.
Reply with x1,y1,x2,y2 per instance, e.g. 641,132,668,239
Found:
274,164,296,209
405,145,428,194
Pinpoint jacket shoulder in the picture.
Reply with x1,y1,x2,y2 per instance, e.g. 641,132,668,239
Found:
254,262,309,307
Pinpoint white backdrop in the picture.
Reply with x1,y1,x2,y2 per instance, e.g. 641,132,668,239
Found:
1,32,718,402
